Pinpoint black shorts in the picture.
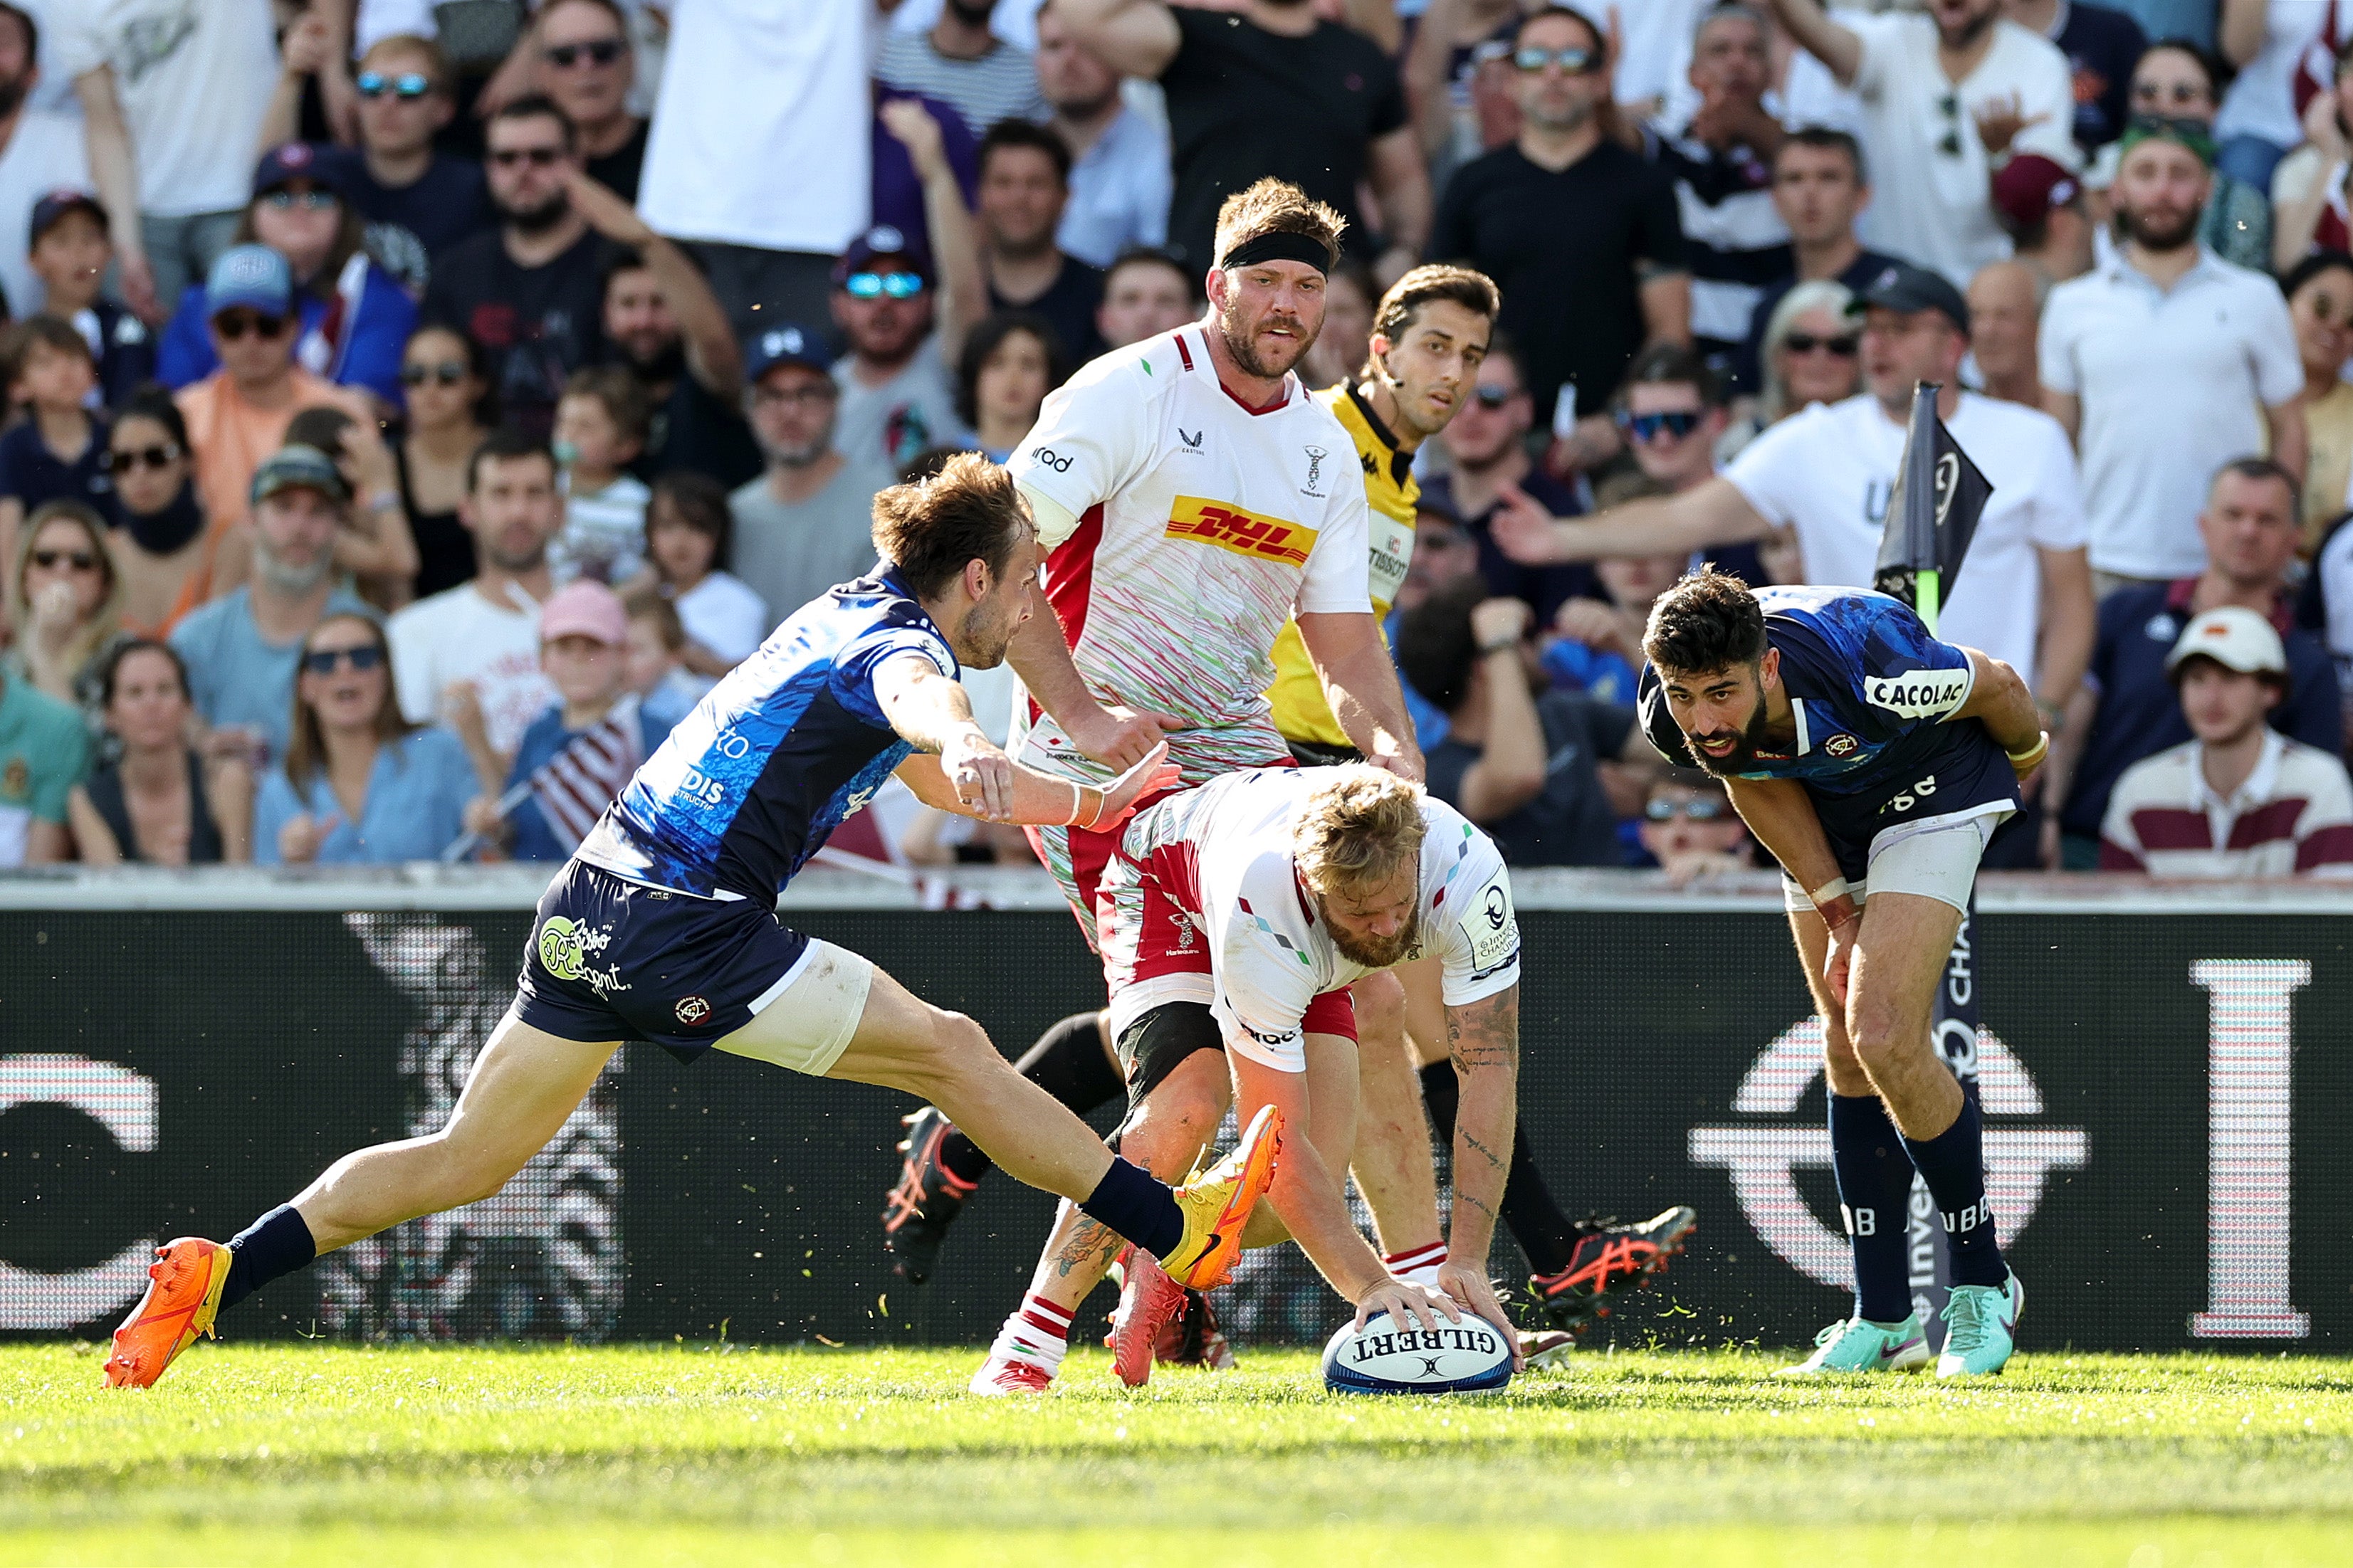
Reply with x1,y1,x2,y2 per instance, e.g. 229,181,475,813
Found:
515,859,814,1063
1111,1001,1226,1108
1810,737,2021,882
1286,737,1366,768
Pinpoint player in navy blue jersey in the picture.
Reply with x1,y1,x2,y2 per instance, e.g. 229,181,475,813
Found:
1636,571,2048,1379
103,455,1284,1391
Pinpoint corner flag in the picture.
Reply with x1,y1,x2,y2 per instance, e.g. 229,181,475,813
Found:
1872,382,1991,636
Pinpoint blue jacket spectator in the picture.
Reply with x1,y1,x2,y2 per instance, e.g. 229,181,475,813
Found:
154,144,417,409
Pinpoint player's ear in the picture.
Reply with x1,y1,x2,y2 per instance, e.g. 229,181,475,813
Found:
1759,646,1781,690
963,555,991,602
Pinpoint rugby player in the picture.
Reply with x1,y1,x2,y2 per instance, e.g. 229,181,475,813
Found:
1637,570,2041,1378
971,766,1523,1394
102,456,1281,1391
885,267,1695,1363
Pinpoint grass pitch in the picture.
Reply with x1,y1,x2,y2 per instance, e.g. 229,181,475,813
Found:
3,1342,2349,1567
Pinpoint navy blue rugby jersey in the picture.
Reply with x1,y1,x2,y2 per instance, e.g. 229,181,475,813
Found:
1637,585,2018,832
578,572,957,900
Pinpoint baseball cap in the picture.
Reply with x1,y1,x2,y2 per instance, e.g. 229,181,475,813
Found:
2166,606,2288,680
832,224,932,285
205,244,293,320
540,580,629,647
252,141,351,199
744,322,832,381
1852,261,1971,337
28,189,106,248
251,444,352,507
1991,154,2080,233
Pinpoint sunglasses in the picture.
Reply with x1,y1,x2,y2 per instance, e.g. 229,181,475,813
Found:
31,548,100,572
104,441,181,473
753,382,837,408
2132,81,2207,108
488,146,565,169
844,270,925,300
1937,93,1962,159
1646,796,1727,822
402,360,469,387
355,70,434,100
1471,384,1517,409
544,38,627,68
1618,409,1703,442
214,311,290,340
1514,46,1600,74
1783,332,1860,357
261,189,338,212
302,646,384,675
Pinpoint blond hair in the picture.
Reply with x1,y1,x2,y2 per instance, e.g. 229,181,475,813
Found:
1295,767,1427,893
1212,178,1346,273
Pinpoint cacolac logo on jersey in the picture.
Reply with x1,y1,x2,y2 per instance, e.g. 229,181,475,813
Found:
1165,496,1317,566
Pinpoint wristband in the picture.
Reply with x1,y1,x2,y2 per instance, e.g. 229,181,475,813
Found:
1063,779,1106,828
1478,638,1521,656
2008,732,2050,770
1807,877,1851,908
366,489,402,513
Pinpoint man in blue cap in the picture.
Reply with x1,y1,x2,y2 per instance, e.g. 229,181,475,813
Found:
732,322,898,626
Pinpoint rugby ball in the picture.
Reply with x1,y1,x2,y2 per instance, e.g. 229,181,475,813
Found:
1321,1310,1514,1395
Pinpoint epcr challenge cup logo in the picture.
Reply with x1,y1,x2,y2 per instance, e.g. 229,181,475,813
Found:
1687,1019,2087,1287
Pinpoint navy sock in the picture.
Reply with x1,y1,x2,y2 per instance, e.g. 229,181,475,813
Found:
1829,1094,1917,1322
221,1204,318,1311
1419,1062,1578,1275
1076,1157,1183,1260
1901,1083,2006,1288
941,1012,1121,1184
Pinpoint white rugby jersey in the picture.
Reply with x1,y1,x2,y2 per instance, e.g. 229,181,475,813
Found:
1108,769,1523,1071
1007,324,1373,784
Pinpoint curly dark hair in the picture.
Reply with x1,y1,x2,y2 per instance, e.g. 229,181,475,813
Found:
1641,568,1767,676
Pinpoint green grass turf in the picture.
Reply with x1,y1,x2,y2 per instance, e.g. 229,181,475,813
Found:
3,1342,2349,1566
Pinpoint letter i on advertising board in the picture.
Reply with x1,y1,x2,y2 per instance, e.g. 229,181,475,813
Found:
1876,382,1994,1347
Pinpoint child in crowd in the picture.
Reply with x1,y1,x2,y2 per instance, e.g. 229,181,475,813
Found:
0,318,111,579
1635,769,1754,886
549,367,652,585
644,470,767,678
622,589,706,732
464,581,668,861
26,192,154,410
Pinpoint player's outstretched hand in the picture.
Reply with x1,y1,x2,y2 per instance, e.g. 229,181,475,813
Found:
1434,1260,1523,1369
1069,703,1183,772
1079,741,1180,829
941,728,1017,821
1353,1274,1462,1337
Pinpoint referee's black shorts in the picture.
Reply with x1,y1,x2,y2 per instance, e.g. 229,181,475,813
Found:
1285,737,1365,769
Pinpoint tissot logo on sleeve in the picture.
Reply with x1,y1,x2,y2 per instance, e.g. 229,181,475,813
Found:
1865,670,1971,719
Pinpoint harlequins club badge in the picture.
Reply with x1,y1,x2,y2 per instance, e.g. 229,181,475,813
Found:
674,996,712,1026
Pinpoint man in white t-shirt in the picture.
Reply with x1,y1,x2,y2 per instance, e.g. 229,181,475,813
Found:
388,433,561,782
972,766,1519,1394
2039,120,2305,594
56,0,278,320
0,5,89,318
1489,261,2095,863
1764,0,2076,287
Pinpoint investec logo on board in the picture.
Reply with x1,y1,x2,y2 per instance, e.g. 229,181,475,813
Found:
1165,495,1317,565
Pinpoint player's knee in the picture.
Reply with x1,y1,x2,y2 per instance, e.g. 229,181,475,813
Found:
911,1009,999,1088
1350,972,1405,1041
434,1137,526,1208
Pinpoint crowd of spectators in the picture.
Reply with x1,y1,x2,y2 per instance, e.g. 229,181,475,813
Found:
0,0,2347,883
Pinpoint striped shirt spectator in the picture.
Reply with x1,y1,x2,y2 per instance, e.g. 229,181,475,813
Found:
878,5,1050,136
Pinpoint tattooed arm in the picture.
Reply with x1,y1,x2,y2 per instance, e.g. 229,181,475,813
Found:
1442,983,1521,1278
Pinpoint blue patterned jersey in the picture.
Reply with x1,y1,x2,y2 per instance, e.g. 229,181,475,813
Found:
577,572,958,900
1637,586,2018,866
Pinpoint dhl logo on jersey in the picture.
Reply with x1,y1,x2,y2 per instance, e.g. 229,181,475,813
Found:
1165,496,1317,567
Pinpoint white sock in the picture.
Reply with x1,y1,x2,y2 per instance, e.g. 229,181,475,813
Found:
990,1293,1074,1374
1383,1242,1447,1288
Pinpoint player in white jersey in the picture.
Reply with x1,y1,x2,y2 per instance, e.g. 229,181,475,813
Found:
973,766,1524,1393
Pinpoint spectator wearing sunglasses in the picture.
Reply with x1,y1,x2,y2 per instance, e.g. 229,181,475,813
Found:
1494,261,2095,873
169,445,378,770
172,245,371,554
332,36,493,283
1635,769,1753,885
392,324,493,599
530,0,648,203
253,609,476,865
2114,41,2267,274
1396,574,1655,868
421,96,610,442
100,389,210,637
1750,278,1863,441
2270,36,2353,276
1733,130,1904,398
156,144,419,413
1429,6,1691,480
68,638,251,864
27,192,154,411
0,318,114,566
5,499,122,712
831,219,981,471
1763,0,2076,290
